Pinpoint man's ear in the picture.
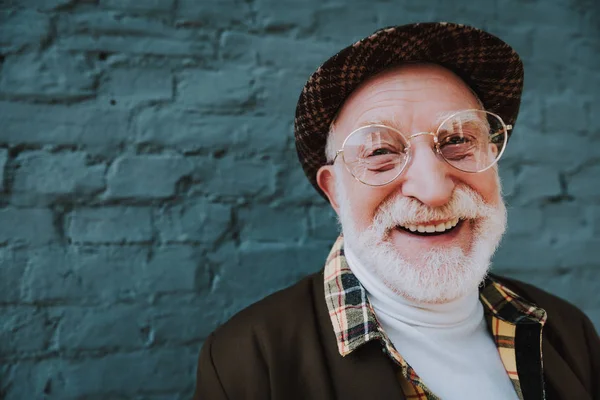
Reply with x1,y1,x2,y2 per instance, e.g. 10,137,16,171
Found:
317,165,341,216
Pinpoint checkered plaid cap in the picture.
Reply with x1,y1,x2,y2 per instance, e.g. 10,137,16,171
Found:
294,22,524,198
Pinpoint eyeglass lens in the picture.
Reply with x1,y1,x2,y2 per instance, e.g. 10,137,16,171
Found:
341,110,507,186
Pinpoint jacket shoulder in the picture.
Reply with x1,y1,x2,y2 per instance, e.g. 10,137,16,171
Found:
194,271,329,399
490,274,587,323
214,270,323,338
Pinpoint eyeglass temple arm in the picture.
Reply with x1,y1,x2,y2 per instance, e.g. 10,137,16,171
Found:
490,124,512,140
327,149,343,165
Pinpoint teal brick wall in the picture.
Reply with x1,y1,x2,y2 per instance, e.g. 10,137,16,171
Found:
1,0,599,398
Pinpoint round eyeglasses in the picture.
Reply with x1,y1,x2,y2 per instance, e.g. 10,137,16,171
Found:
329,109,511,186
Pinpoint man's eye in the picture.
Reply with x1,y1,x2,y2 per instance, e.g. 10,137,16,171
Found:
369,148,392,156
443,136,468,145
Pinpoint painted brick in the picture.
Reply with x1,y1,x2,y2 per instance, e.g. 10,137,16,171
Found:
17,0,73,10
219,31,256,64
555,238,600,269
515,166,562,204
13,151,106,201
374,1,438,28
524,62,567,95
62,348,197,395
100,0,175,12
105,155,192,199
531,26,576,66
0,247,28,303
21,246,150,303
214,242,328,310
584,309,600,333
506,129,598,169
252,0,315,32
0,50,97,101
0,102,129,147
311,4,380,43
4,348,196,399
254,68,311,114
57,304,150,351
0,208,55,245
177,67,257,110
155,201,230,244
200,157,277,198
544,94,588,134
0,148,7,192
493,237,562,271
278,164,327,205
238,204,308,243
100,68,172,106
503,268,600,310
67,207,153,244
1,359,66,400
135,109,289,155
506,207,544,236
309,205,340,241
57,34,213,58
570,67,600,101
67,11,175,37
20,245,200,303
220,34,338,75
175,0,251,28
541,203,589,238
0,10,50,53
495,0,577,26
570,165,600,200
589,206,600,236
515,92,544,132
0,307,58,355
20,246,85,303
150,295,225,344
498,166,517,198
144,245,202,292
426,2,499,27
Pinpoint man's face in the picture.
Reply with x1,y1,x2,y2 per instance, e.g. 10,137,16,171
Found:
317,64,507,303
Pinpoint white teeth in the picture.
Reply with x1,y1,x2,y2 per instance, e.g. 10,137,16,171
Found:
399,218,461,234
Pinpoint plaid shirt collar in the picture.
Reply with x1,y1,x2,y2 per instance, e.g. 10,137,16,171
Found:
324,236,547,400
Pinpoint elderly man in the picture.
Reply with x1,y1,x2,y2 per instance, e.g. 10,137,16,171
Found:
194,23,599,400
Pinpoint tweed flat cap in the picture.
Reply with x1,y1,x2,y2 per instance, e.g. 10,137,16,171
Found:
294,22,524,198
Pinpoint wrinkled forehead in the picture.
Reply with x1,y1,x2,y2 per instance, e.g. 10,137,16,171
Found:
332,63,483,133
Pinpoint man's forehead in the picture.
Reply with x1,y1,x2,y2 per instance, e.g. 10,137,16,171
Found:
332,64,483,136
351,63,472,95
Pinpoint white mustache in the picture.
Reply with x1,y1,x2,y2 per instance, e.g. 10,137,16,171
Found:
372,185,494,235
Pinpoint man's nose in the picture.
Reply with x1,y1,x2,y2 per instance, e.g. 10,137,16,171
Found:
400,141,455,208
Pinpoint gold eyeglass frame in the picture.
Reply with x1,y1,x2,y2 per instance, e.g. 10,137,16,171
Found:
330,109,512,187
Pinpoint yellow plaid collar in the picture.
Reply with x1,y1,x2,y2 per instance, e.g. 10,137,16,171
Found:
323,236,547,400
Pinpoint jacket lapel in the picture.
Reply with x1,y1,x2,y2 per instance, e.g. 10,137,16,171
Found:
312,271,406,399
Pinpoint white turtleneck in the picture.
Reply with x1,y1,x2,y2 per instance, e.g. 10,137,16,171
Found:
344,246,519,400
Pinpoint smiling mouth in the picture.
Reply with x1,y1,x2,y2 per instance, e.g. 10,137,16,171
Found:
395,218,463,236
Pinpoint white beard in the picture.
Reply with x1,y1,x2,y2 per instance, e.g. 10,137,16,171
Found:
337,178,507,304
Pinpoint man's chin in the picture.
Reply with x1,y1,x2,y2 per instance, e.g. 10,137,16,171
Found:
353,235,491,303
